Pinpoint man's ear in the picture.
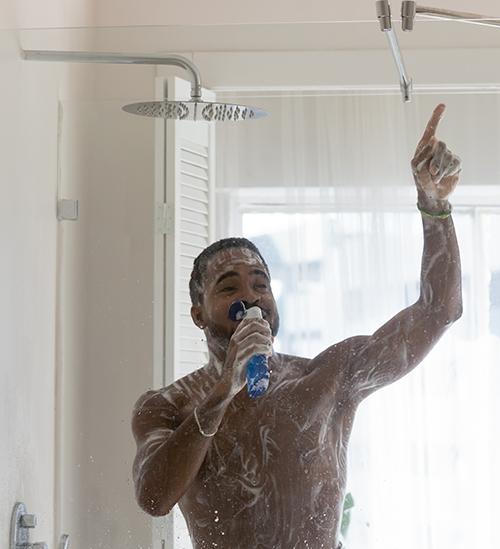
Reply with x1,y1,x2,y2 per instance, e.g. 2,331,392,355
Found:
191,305,206,330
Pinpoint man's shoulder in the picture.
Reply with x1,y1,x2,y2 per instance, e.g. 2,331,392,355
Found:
271,352,309,375
133,365,214,414
267,338,371,397
275,336,369,373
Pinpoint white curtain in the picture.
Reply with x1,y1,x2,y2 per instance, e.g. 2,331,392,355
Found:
215,91,500,548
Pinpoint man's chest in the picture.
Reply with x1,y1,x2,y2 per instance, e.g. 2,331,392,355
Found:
199,402,342,483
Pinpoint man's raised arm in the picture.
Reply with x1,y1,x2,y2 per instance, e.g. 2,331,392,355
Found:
346,104,463,402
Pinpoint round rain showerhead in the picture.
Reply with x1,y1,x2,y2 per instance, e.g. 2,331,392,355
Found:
122,100,268,122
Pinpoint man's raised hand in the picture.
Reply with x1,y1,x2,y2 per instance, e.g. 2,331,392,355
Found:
411,104,461,209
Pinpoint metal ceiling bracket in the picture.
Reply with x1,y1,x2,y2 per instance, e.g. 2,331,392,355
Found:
376,0,393,30
401,1,417,31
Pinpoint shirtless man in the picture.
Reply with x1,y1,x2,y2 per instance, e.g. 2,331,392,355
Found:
132,104,462,549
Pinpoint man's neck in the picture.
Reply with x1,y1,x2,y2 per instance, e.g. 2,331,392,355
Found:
204,332,229,375
207,354,224,376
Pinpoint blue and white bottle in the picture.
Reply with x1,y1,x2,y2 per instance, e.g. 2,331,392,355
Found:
228,300,270,398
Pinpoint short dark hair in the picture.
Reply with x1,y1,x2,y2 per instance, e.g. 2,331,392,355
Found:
189,237,269,306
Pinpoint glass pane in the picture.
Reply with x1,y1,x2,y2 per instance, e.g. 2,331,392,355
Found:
243,207,500,548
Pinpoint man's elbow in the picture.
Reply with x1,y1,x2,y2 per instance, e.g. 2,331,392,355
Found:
418,296,463,329
135,479,175,517
441,298,463,326
450,300,463,323
136,489,173,517
448,289,463,323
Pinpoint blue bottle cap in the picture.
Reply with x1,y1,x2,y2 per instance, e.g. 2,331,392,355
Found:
228,300,247,321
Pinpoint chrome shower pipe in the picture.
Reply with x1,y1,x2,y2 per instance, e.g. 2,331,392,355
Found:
375,1,412,103
386,29,412,102
415,5,500,28
21,50,203,101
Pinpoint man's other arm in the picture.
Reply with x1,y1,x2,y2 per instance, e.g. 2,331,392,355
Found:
344,104,463,402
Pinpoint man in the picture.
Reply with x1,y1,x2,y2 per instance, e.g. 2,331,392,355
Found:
132,104,462,548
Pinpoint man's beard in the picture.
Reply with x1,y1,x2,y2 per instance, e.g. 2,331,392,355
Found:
205,318,232,352
205,313,280,353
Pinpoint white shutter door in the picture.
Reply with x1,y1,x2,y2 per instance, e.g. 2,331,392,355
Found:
153,75,215,549
166,76,214,383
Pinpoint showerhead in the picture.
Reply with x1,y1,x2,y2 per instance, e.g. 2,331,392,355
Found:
21,50,269,123
122,100,268,121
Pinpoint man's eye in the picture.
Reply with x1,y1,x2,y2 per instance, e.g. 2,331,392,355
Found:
221,286,236,292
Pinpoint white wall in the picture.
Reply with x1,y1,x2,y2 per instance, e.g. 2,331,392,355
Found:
0,29,61,549
0,23,159,549
56,95,158,549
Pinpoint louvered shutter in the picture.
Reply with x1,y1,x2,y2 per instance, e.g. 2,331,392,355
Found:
164,76,214,384
175,137,214,378
153,75,215,549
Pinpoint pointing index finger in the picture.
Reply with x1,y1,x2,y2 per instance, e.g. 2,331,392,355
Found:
416,103,446,153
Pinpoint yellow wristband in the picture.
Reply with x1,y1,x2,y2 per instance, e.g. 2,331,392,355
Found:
417,203,452,219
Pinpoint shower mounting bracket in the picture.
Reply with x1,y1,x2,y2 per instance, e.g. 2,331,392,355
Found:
375,0,413,102
374,1,500,101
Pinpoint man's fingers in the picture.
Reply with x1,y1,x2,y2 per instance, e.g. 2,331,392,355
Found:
415,103,446,154
411,136,438,173
448,157,462,176
429,140,447,175
428,141,462,180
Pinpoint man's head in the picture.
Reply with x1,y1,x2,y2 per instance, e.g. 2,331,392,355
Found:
189,238,279,350
189,237,270,307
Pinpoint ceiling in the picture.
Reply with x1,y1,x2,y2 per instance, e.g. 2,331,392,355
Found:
3,0,500,30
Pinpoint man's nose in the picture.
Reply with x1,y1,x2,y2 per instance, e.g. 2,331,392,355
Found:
238,285,260,306
241,299,260,311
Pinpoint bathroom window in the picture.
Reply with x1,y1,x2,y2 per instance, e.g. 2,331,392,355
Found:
236,199,500,548
210,88,500,547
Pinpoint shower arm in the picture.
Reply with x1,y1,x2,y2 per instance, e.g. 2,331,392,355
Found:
21,50,203,101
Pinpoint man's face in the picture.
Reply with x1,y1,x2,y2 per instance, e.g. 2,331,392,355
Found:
191,248,279,348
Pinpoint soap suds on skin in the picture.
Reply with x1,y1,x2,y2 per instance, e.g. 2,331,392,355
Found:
134,352,353,548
